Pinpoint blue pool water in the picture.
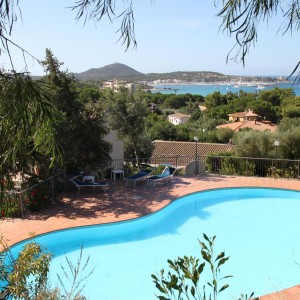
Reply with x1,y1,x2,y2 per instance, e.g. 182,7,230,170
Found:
9,188,300,299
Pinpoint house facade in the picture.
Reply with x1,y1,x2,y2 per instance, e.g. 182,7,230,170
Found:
168,113,190,125
218,109,277,132
104,130,124,168
102,80,135,93
228,109,259,122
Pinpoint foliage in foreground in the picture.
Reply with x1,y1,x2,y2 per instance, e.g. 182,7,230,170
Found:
0,236,92,300
0,236,52,299
152,234,257,300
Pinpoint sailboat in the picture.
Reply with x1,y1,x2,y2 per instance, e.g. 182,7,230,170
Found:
256,84,265,90
233,76,241,88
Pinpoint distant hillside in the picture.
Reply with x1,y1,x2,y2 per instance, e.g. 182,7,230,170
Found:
74,62,143,81
145,71,226,81
73,63,230,82
71,62,278,84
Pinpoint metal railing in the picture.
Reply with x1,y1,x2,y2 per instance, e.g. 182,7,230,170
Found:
0,171,65,218
1,156,299,218
110,155,300,179
110,156,198,170
206,156,300,179
111,156,300,178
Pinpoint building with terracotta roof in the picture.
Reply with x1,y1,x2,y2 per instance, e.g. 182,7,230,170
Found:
228,109,259,122
218,109,277,132
217,120,277,132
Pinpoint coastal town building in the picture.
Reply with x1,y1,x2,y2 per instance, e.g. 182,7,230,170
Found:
167,113,190,125
228,109,259,122
217,109,277,132
102,80,135,92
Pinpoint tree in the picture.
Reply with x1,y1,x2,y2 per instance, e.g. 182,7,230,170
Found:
228,94,253,112
40,49,111,173
187,109,201,124
218,1,300,80
147,120,177,141
204,92,228,108
234,130,274,158
247,100,278,123
281,96,300,118
0,73,61,179
106,87,149,160
258,88,295,107
278,127,300,159
78,87,102,104
216,128,234,143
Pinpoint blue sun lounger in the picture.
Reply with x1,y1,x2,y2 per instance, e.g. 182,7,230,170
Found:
69,176,109,193
146,166,177,187
125,169,152,187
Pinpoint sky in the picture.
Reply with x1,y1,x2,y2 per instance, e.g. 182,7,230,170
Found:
2,0,300,77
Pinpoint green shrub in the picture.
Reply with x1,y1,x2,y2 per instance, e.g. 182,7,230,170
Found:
0,237,91,300
152,234,257,300
24,185,50,212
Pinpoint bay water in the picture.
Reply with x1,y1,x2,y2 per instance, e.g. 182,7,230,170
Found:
151,82,300,96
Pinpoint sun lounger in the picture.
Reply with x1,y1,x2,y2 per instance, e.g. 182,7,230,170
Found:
125,169,152,187
147,166,177,187
69,176,109,193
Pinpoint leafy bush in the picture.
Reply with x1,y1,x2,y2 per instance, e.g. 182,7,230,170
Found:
206,152,234,173
0,193,21,218
152,234,257,300
0,237,91,300
206,154,256,176
221,157,255,176
0,236,52,300
24,185,50,212
0,177,22,218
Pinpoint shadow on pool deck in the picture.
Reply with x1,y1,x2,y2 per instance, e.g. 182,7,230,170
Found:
1,174,300,299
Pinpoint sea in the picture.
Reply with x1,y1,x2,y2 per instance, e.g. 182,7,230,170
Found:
150,82,300,96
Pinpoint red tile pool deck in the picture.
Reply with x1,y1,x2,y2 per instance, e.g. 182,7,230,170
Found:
1,174,300,299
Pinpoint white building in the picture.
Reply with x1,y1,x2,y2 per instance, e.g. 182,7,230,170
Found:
102,80,135,93
167,113,190,125
104,130,124,167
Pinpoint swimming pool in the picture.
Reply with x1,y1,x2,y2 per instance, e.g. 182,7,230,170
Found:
9,188,300,299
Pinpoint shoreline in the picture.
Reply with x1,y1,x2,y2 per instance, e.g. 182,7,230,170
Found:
146,80,297,95
148,80,290,87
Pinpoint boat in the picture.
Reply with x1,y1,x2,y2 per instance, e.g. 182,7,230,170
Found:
256,84,265,90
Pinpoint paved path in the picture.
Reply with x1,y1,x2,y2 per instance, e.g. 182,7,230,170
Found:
1,174,300,299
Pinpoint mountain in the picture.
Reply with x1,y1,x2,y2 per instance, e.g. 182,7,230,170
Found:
74,62,143,81
72,62,277,84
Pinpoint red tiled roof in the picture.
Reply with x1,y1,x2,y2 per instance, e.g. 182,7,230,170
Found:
217,121,277,132
228,112,247,117
151,140,234,164
217,122,244,131
168,113,190,119
244,110,259,117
